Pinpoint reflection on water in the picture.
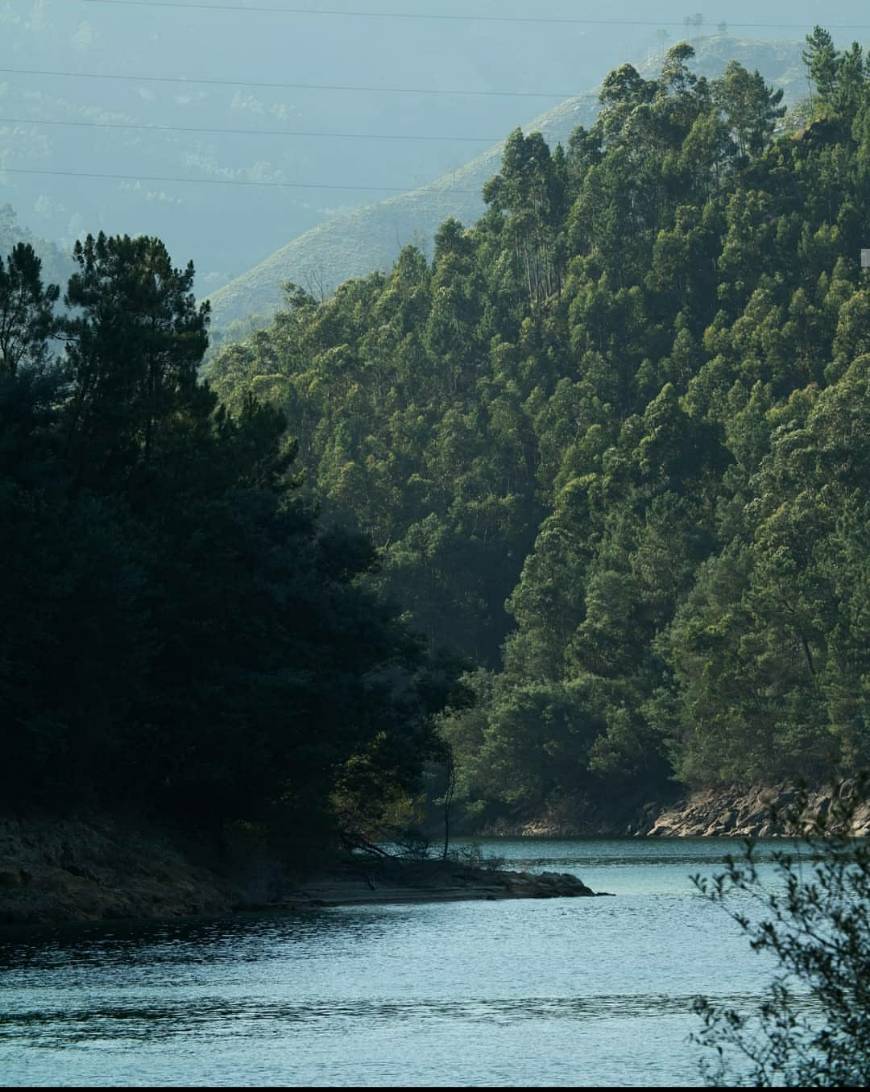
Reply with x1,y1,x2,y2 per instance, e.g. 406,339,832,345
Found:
0,839,787,1087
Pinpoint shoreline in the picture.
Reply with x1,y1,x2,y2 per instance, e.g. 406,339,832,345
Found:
0,817,603,930
472,781,870,839
266,858,605,911
646,782,870,838
3,783,865,929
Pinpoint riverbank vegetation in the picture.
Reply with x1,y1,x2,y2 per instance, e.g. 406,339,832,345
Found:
693,781,870,1086
209,29,870,828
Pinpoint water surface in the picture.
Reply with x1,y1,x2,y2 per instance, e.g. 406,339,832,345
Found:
0,838,789,1086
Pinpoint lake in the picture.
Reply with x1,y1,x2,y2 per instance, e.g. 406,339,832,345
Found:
0,838,787,1086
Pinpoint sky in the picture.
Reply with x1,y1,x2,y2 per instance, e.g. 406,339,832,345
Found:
1,0,868,291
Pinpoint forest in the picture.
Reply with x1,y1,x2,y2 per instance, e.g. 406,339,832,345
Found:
208,30,870,829
0,232,465,846
2,28,868,839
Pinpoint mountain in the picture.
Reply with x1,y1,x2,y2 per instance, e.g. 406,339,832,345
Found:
207,36,808,337
16,0,830,298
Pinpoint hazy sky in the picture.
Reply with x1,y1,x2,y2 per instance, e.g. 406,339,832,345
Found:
2,0,868,289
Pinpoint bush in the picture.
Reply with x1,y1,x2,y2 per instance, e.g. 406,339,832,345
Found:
692,780,870,1086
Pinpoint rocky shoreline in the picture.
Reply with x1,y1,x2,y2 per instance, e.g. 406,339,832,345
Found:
477,781,870,839
0,817,602,929
645,782,870,838
3,783,866,927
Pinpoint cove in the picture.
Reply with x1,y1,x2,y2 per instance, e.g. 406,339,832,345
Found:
0,838,782,1087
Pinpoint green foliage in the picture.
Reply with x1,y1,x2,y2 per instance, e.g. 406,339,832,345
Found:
692,782,870,1086
801,28,869,122
62,234,212,490
0,243,60,377
205,38,808,339
715,60,786,158
209,32,870,822
0,238,461,845
0,205,73,298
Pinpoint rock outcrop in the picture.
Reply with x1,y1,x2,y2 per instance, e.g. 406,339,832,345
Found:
468,782,870,840
645,782,870,838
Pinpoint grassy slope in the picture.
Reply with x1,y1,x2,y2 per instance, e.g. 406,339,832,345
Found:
206,37,807,337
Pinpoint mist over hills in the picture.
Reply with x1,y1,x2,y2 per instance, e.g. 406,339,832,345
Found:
207,34,810,337
1,0,688,290
3,0,865,306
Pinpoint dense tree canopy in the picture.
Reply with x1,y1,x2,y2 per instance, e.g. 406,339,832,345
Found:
211,31,870,826
0,234,462,845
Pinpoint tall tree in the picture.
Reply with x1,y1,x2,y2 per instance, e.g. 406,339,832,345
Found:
0,243,59,377
63,233,211,490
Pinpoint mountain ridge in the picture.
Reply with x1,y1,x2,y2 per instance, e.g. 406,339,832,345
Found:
207,35,808,337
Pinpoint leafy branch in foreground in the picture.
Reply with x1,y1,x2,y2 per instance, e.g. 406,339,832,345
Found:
691,779,870,1086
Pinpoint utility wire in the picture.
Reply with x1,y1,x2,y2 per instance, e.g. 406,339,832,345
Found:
0,115,504,143
79,0,870,31
0,66,577,99
2,165,479,194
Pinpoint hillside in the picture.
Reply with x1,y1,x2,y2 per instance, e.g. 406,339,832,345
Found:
208,32,870,825
207,36,807,336
206,92,598,339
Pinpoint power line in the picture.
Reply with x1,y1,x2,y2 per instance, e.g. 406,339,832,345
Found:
0,66,577,99
80,0,870,30
2,165,479,195
0,115,503,144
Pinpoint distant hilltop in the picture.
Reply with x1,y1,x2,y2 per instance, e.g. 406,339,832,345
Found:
206,35,808,340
